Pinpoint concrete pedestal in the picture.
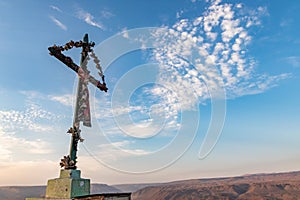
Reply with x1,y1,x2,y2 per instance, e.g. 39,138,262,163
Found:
26,169,90,200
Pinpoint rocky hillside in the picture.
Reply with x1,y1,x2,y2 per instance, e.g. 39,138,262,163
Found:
132,171,300,200
2,171,300,200
0,186,45,200
0,184,121,200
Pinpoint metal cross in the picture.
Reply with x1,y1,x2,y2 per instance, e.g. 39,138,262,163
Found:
48,34,107,169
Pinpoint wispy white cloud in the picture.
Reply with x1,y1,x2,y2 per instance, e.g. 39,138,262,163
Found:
122,27,129,39
77,9,105,30
92,141,150,162
176,10,184,19
49,16,67,31
0,91,65,133
0,127,53,163
100,10,114,19
50,5,62,13
68,0,289,152
112,123,162,138
94,100,145,120
49,94,74,107
283,56,300,68
147,0,289,111
92,88,180,138
20,90,74,107
0,103,57,133
19,90,46,100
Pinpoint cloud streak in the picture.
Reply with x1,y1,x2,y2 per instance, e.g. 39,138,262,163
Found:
49,16,67,31
87,141,150,163
77,9,105,30
49,94,74,107
283,56,300,68
101,10,114,19
50,5,62,13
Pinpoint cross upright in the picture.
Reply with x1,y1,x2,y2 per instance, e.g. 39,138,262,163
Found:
48,34,107,170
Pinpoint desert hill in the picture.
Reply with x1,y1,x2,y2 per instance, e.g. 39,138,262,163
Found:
0,184,121,200
0,186,45,200
132,171,300,200
1,171,300,200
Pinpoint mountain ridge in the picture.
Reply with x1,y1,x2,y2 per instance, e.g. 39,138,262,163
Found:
1,170,300,200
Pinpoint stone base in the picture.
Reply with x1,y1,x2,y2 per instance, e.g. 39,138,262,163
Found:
26,169,90,200
46,169,90,199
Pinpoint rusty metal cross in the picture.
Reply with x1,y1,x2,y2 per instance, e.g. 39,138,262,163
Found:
48,34,107,169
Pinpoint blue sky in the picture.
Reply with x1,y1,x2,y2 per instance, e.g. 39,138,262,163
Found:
0,0,300,186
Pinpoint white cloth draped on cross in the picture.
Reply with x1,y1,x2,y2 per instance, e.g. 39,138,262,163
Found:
76,67,92,127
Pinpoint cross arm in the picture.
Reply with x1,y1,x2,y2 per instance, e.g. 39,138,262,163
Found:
48,46,108,92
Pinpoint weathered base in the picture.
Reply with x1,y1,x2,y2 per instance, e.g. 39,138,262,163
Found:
26,169,90,200
46,169,90,198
